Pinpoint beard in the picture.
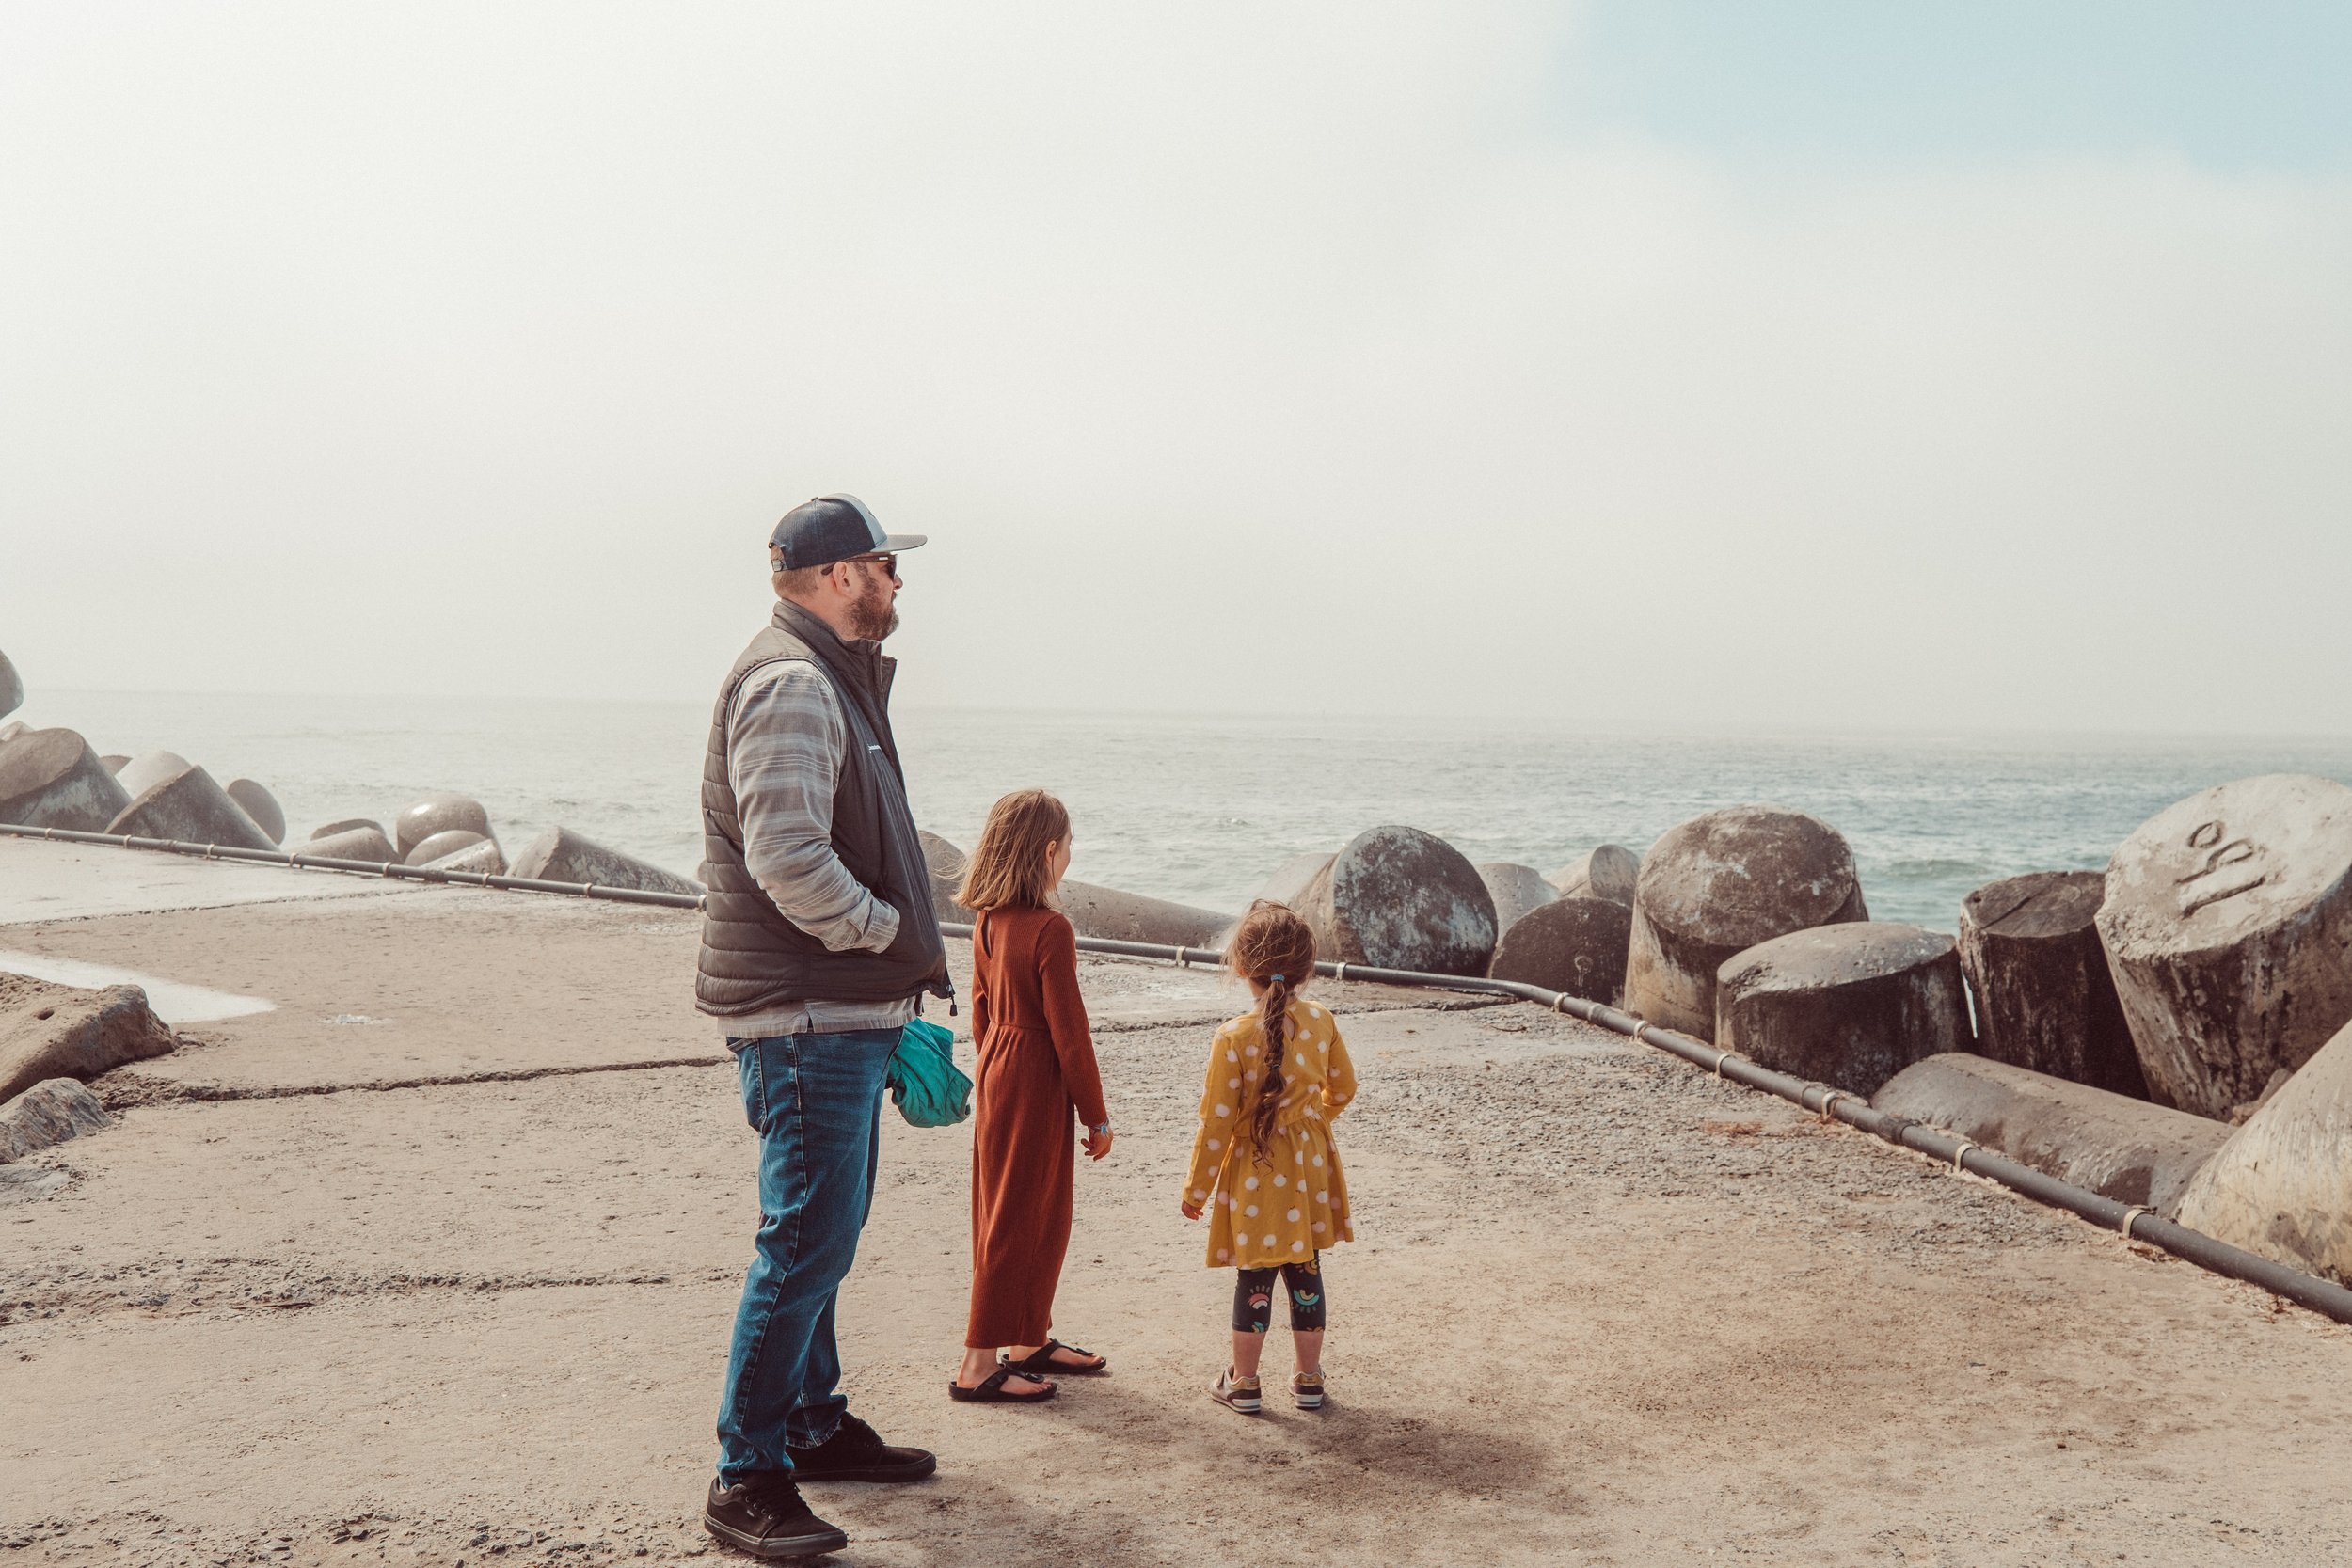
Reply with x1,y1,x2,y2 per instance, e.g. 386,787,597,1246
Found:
848,579,899,641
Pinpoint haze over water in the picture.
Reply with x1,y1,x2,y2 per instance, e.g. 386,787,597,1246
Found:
27,689,2352,933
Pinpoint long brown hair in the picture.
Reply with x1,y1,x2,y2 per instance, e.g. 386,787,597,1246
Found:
1223,900,1317,1163
956,789,1071,912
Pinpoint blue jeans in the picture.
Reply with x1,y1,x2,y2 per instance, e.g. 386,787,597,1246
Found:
716,1028,898,1484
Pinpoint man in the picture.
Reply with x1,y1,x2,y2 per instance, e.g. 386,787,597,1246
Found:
698,494,954,1559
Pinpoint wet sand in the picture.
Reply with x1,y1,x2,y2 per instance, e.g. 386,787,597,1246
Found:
3,844,2350,1566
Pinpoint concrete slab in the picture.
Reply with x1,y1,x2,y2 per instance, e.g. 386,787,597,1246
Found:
8,988,2352,1564
0,837,413,926
0,891,1478,1100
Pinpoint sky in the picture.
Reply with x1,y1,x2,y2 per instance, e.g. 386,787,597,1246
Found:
2,1,2347,735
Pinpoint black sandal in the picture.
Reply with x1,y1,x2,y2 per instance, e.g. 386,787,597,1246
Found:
1003,1339,1107,1376
947,1366,1057,1403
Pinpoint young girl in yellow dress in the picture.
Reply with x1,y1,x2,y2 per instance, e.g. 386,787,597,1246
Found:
1179,900,1357,1414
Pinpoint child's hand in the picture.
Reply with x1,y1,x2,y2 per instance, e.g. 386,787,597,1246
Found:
1180,1199,1203,1221
1084,1126,1114,1161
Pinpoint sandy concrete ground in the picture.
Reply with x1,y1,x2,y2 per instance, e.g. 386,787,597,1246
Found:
4,847,2351,1565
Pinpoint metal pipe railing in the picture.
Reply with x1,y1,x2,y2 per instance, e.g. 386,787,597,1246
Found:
0,820,705,910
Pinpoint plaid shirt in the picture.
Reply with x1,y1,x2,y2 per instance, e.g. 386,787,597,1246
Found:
718,657,917,1040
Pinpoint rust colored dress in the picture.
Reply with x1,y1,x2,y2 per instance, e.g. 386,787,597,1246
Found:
964,904,1109,1350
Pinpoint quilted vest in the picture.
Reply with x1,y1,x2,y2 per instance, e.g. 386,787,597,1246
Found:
694,601,950,1017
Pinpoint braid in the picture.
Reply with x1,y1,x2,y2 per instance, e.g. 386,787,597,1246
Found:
1251,977,1290,1164
1224,899,1315,1170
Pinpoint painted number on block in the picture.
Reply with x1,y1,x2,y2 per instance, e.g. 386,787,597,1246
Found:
2175,819,2267,916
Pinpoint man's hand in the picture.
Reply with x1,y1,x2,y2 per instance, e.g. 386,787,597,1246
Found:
1084,1126,1114,1162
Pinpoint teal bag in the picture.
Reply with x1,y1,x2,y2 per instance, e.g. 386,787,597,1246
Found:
886,1017,973,1129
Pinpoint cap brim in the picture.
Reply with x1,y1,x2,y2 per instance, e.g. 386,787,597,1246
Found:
878,533,927,551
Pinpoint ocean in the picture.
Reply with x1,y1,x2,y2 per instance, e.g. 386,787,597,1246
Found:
21,690,2352,932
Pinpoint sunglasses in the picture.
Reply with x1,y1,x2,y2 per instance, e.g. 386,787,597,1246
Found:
844,552,898,577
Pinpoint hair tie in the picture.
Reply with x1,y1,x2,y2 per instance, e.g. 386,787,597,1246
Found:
1270,974,1285,984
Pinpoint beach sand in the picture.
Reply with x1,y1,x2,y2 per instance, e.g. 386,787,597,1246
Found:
3,843,2349,1565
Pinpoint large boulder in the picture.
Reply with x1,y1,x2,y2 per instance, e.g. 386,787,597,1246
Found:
223,779,286,845
1875,1053,2231,1215
394,793,494,860
1623,806,1868,1039
298,825,400,863
1716,922,1971,1096
1548,844,1640,907
0,972,177,1105
0,729,132,832
1476,863,1559,937
0,647,20,721
1959,870,2146,1099
113,750,196,801
1296,826,1496,976
2177,1016,2352,1282
510,826,703,896
2096,775,2352,1120
107,764,277,851
0,1078,116,1164
1486,895,1631,1005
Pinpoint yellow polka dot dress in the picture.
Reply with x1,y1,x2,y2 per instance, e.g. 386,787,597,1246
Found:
1183,995,1357,1268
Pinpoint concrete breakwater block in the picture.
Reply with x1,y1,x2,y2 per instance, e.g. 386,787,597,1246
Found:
1258,852,1336,911
1624,806,1868,1039
405,828,491,866
0,1077,116,1164
310,817,385,841
394,793,494,860
98,754,129,773
224,779,286,845
1297,825,1496,976
0,647,20,721
511,826,703,896
1477,863,1558,936
1549,844,1640,907
0,729,133,832
300,825,400,863
1056,881,1232,949
1486,895,1631,1005
422,835,508,876
1,971,177,1105
107,764,277,852
1874,1053,2231,1215
919,831,972,925
0,721,25,747
1716,923,1971,1096
911,832,1223,944
2177,1016,2352,1283
113,750,196,802
2096,774,2352,1120
1959,870,2147,1099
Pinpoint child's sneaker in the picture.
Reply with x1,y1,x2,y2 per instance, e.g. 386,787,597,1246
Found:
1293,1372,1325,1410
1208,1369,1262,1415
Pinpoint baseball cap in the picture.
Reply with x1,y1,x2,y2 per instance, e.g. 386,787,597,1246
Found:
768,494,928,569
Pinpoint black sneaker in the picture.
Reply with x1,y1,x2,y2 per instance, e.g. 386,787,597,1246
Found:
786,1411,938,1483
704,1475,849,1559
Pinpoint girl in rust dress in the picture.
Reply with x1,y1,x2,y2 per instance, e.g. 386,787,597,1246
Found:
949,789,1114,1403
